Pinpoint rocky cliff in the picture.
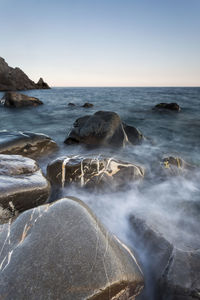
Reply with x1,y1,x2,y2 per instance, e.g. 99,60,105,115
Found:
0,57,50,91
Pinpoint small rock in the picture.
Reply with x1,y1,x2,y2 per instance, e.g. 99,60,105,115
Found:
153,103,181,112
68,102,76,107
82,102,93,108
36,77,50,89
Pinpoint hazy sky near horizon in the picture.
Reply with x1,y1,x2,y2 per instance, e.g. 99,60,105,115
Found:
0,0,200,87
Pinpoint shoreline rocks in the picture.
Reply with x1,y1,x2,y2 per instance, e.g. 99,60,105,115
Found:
64,111,143,147
47,155,145,190
0,57,50,91
3,92,43,107
0,154,50,220
0,131,58,158
0,197,144,299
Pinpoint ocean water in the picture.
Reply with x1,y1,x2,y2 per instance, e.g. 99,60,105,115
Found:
0,87,200,298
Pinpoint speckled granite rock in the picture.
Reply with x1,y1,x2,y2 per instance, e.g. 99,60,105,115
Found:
0,154,50,220
0,131,57,158
0,197,144,300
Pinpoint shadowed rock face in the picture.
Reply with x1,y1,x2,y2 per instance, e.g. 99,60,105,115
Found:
153,103,181,112
0,155,50,220
47,155,145,190
36,77,50,89
64,111,143,147
0,131,57,158
0,197,144,300
3,92,43,107
129,212,200,300
0,57,50,91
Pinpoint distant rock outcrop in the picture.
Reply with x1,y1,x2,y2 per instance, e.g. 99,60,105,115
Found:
3,92,43,107
0,57,50,91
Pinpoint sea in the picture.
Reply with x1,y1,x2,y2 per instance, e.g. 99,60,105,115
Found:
0,87,200,298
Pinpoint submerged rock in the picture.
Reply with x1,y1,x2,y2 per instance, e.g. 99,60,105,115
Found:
129,212,200,300
47,155,145,190
3,91,43,107
0,154,50,219
82,102,94,108
0,131,57,158
0,57,50,91
153,103,181,112
64,111,143,147
68,102,76,106
0,197,144,299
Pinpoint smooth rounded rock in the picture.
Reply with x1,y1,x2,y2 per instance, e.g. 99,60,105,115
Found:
3,92,43,107
64,111,143,147
153,103,181,112
0,130,57,158
0,197,144,300
47,155,145,190
0,154,50,218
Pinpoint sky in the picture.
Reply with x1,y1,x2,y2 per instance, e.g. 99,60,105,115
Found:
0,0,200,87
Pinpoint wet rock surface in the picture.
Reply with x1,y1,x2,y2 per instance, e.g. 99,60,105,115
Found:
0,57,50,91
130,211,200,300
64,111,143,147
160,156,196,177
82,102,94,108
0,154,50,218
3,92,43,107
0,131,57,158
0,197,144,300
153,103,181,112
47,155,145,190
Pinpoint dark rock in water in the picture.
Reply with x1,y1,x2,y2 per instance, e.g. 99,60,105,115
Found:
0,154,50,219
0,131,57,158
64,111,143,147
129,212,200,300
153,103,181,112
0,197,144,299
161,156,196,177
47,155,145,190
68,102,76,106
3,92,43,107
0,57,50,91
82,102,94,108
36,77,50,89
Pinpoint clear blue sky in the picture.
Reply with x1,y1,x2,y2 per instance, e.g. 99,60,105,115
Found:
0,0,200,86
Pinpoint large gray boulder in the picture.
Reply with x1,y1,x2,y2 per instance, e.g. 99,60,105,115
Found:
3,91,43,107
0,57,50,91
0,131,57,158
47,155,145,190
64,111,143,147
0,197,144,299
0,154,50,221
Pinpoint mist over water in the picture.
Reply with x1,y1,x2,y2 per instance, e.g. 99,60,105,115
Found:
0,87,200,298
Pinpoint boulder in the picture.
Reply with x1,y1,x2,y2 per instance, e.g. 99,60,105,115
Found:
153,103,181,112
129,211,200,300
0,131,57,158
0,57,50,91
36,77,50,89
82,102,94,108
161,156,196,177
3,91,43,107
47,155,145,190
64,111,143,147
68,102,76,106
0,197,144,299
0,154,50,220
